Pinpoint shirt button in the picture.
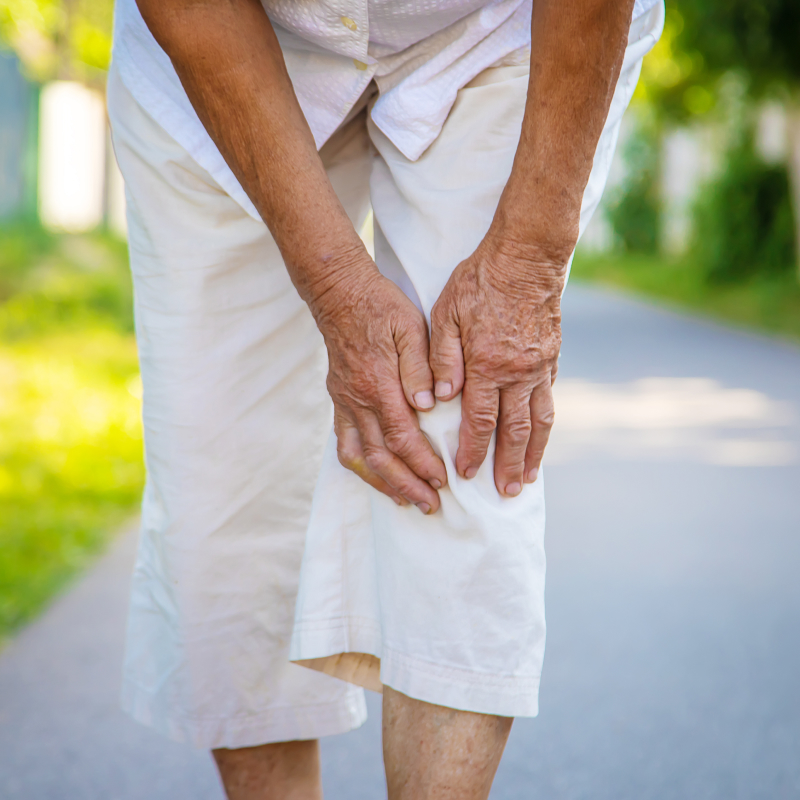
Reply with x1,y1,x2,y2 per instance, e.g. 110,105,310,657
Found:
340,16,357,31
353,59,368,70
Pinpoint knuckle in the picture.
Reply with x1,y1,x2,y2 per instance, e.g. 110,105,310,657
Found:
336,441,360,470
397,313,428,343
430,295,448,322
363,447,390,474
383,427,415,458
534,407,555,428
468,409,497,436
337,448,356,469
394,478,419,499
503,418,532,445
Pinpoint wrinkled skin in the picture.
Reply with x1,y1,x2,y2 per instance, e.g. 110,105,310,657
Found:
310,265,448,514
430,236,565,497
308,236,568,510
140,0,632,514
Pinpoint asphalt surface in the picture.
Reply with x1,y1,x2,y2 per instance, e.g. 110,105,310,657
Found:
1,284,799,800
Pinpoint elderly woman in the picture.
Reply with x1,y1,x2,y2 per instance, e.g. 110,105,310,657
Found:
108,0,663,797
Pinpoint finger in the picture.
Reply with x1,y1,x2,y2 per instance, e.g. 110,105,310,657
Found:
357,411,441,514
494,385,533,497
551,359,559,386
429,298,465,402
456,375,499,480
394,315,436,412
377,386,448,490
335,410,408,505
524,379,556,484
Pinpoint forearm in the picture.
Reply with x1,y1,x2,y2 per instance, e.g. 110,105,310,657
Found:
491,0,635,270
135,0,373,307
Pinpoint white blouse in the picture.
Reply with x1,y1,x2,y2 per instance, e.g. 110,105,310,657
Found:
111,0,659,221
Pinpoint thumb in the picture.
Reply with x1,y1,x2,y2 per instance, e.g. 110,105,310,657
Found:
429,297,464,402
394,313,436,412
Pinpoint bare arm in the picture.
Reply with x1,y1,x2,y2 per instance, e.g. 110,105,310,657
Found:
136,0,447,512
430,0,635,496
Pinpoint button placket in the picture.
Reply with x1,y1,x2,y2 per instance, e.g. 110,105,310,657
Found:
337,0,369,67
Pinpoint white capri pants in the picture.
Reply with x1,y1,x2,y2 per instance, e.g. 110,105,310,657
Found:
109,4,663,749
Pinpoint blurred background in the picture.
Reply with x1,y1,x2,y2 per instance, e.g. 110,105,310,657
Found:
0,1,798,798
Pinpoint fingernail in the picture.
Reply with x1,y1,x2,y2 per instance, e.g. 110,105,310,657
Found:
505,482,522,497
464,466,477,479
417,502,431,515
430,478,442,489
414,390,434,410
435,381,452,399
527,468,539,483
392,496,403,505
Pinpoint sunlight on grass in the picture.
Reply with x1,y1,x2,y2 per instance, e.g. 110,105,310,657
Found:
571,250,800,342
0,228,143,640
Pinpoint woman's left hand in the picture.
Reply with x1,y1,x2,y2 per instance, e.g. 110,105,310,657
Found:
429,235,567,497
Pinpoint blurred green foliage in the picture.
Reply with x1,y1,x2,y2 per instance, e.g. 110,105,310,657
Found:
0,225,143,640
623,0,800,283
605,122,661,253
674,0,800,95
638,0,800,124
571,248,800,342
692,137,796,283
0,0,113,82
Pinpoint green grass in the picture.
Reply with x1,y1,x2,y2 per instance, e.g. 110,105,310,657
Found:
0,224,143,641
571,249,800,342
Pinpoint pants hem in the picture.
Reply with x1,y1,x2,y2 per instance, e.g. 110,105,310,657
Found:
290,620,540,718
120,678,368,749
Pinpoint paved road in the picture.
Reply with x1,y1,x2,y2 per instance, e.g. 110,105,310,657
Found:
2,285,799,799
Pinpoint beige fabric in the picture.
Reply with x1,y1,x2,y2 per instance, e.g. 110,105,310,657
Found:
290,6,665,718
108,0,664,746
108,66,373,749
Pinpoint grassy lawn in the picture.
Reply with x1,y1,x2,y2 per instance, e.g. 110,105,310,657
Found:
571,249,800,343
0,225,143,642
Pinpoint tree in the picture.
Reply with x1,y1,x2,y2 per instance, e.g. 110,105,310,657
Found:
0,0,113,85
651,0,800,272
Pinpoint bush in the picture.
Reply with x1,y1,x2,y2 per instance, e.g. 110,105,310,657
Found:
0,221,54,302
692,136,796,283
0,229,143,640
605,123,661,253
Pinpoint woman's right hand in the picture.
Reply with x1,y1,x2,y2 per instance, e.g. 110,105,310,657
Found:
310,265,447,515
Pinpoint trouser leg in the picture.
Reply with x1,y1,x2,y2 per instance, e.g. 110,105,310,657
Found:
107,64,372,750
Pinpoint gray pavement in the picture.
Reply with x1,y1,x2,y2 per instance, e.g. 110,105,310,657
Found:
1,284,799,799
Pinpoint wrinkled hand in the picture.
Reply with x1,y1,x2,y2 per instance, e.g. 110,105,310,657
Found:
430,237,565,497
311,266,447,514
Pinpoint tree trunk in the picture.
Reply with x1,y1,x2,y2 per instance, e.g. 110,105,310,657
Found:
787,99,800,278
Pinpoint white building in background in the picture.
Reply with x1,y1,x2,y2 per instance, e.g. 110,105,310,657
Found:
660,125,719,255
579,118,633,253
579,117,720,257
39,82,105,231
38,80,127,237
756,102,788,165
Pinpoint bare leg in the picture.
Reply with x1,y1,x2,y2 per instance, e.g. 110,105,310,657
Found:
212,740,322,800
382,687,513,800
